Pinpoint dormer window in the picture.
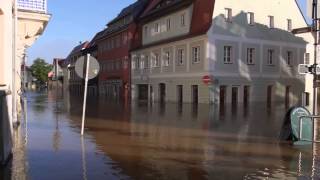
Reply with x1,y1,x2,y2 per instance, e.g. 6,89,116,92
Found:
225,8,232,22
269,16,274,28
287,19,292,31
247,12,254,25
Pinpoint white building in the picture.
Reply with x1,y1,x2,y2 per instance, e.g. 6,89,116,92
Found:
131,0,313,108
0,0,50,164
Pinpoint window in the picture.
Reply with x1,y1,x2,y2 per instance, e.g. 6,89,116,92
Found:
305,53,310,64
136,57,140,69
223,46,232,64
167,18,171,31
144,26,148,37
246,48,255,65
177,49,185,65
144,56,149,69
155,23,159,33
247,12,254,25
287,51,292,66
269,16,274,28
267,49,274,65
192,46,200,63
225,8,232,22
141,58,145,69
163,51,170,66
153,53,160,67
181,14,185,26
287,19,292,31
132,59,136,70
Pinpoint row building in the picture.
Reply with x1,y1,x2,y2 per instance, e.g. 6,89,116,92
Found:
130,0,312,107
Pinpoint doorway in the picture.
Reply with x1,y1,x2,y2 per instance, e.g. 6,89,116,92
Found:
267,85,273,108
177,85,183,104
243,86,250,107
138,84,148,101
232,87,238,106
285,86,290,108
159,83,166,103
192,85,198,104
220,86,227,107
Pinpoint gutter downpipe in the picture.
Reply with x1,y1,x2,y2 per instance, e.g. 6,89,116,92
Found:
12,0,18,126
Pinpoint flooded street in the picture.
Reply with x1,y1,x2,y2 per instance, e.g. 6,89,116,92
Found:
8,90,320,179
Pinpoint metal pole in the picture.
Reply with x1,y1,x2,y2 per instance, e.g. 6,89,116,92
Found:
81,54,90,136
313,0,318,116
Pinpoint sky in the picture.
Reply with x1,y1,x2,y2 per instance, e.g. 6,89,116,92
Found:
27,0,135,65
27,0,309,65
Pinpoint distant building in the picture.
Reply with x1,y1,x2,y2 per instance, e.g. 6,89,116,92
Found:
21,65,36,90
94,0,149,101
131,0,312,107
64,42,89,95
48,58,65,90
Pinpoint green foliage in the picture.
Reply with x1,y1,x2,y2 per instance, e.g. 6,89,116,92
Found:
30,58,52,84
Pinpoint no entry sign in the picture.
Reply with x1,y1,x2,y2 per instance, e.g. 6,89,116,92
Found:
202,75,212,85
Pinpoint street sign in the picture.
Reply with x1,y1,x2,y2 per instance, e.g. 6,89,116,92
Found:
292,27,312,34
298,64,320,75
202,75,212,85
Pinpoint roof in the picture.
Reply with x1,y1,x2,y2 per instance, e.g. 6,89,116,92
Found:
64,41,89,65
94,0,149,41
140,0,188,19
107,0,149,26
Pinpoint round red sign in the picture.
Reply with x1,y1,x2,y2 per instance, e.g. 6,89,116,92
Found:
202,75,212,85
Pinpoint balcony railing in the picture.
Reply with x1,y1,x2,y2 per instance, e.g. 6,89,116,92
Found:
17,0,47,13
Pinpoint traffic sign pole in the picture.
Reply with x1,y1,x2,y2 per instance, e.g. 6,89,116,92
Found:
81,53,90,136
312,0,318,116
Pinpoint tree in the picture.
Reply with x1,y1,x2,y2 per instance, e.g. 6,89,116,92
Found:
30,58,52,85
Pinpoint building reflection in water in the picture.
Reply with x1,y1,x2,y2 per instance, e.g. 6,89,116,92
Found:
8,90,320,179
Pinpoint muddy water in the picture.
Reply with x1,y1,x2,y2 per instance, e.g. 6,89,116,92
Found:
10,90,320,179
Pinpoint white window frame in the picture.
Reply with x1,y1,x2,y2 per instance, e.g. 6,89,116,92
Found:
192,46,201,64
181,14,185,26
132,59,136,70
267,49,274,65
154,23,159,33
167,18,171,31
246,48,255,65
163,51,170,67
225,8,232,22
177,48,185,65
247,12,254,25
223,46,232,64
153,53,160,67
136,57,140,69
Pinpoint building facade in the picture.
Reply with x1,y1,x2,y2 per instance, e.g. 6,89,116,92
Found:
95,0,149,101
131,0,311,107
0,0,50,164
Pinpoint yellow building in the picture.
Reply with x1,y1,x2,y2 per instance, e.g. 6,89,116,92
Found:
0,0,50,164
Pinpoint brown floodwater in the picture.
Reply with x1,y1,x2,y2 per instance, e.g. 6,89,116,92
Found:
5,90,320,179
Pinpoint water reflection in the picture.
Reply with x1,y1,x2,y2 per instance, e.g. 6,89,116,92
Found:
7,90,320,179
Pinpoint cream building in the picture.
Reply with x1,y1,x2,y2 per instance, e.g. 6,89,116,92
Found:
131,0,313,108
0,0,50,164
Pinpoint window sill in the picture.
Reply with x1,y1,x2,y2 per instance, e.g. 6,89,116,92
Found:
224,62,233,64
247,63,255,66
192,61,200,64
267,64,275,67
